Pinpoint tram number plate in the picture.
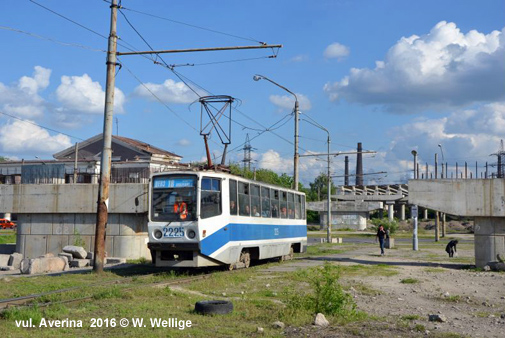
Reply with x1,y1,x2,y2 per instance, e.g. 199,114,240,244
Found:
163,227,185,238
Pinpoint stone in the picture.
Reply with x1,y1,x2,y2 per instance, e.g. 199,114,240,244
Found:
443,292,450,298
8,253,23,269
497,254,505,263
428,314,447,323
58,253,73,262
483,265,491,271
0,254,10,266
105,257,126,265
272,321,285,329
86,252,93,260
314,313,329,327
24,256,68,274
70,259,90,268
495,263,505,271
257,327,264,333
20,258,30,274
63,245,87,259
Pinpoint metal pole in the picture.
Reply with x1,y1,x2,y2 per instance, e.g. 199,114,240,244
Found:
327,134,331,243
94,0,118,273
412,205,418,251
435,153,438,179
73,143,78,184
294,100,299,191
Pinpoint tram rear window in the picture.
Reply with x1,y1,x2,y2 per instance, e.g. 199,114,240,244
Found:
151,175,197,222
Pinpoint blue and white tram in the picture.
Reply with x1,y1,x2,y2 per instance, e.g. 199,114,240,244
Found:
147,170,307,268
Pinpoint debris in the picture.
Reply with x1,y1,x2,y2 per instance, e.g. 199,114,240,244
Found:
428,314,447,323
63,245,87,259
272,321,285,329
314,313,329,327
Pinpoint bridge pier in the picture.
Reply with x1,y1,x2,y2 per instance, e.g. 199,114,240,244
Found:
474,217,505,268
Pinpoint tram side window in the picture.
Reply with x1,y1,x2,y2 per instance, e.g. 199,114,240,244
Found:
201,178,221,219
295,194,302,219
280,191,288,218
229,179,238,215
251,184,261,217
261,187,270,217
238,182,250,216
288,193,295,219
270,189,279,218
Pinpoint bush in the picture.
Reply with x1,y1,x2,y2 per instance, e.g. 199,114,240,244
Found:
285,263,357,317
370,218,399,236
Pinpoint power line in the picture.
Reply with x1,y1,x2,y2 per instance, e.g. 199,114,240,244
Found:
0,110,84,141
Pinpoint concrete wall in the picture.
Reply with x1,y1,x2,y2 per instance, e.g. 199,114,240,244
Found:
320,212,368,230
474,217,505,268
409,179,505,217
1,184,150,260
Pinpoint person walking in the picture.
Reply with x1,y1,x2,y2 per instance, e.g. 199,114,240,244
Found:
376,225,387,256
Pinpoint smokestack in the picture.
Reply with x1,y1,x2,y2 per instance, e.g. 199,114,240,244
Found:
356,142,363,186
344,156,349,186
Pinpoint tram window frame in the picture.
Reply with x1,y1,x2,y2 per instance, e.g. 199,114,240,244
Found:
270,189,279,218
295,194,302,219
302,195,306,219
251,184,261,217
261,186,270,218
280,191,288,219
287,193,295,219
238,181,250,216
200,177,222,219
229,179,238,215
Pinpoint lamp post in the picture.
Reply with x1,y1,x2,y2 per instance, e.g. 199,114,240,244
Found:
411,150,418,251
301,118,331,243
254,74,299,191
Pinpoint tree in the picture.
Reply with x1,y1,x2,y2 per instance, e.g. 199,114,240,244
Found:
0,156,8,162
308,173,336,202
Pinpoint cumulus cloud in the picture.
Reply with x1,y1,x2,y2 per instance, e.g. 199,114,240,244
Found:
176,138,192,147
324,22,505,113
0,66,51,118
56,74,125,114
269,94,312,111
0,119,71,155
323,42,350,60
133,79,204,104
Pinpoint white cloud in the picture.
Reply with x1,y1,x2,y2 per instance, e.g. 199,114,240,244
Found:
290,54,309,62
323,42,350,60
56,74,125,114
176,138,192,147
0,120,71,155
324,22,505,113
133,79,204,104
0,66,51,118
269,94,312,111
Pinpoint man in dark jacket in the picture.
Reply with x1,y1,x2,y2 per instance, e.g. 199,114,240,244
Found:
376,225,386,256
445,240,458,257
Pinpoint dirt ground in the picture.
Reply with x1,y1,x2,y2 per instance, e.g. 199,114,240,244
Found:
263,233,505,338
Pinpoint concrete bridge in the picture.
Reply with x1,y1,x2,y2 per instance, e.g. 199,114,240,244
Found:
409,179,505,268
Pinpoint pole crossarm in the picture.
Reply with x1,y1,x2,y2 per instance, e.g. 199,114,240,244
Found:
117,44,283,56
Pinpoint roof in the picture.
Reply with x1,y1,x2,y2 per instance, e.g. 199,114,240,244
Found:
113,135,181,158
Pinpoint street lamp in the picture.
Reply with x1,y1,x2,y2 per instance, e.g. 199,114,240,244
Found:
301,117,331,243
253,74,300,191
438,144,445,162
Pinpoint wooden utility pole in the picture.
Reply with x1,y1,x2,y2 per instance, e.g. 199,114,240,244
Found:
94,0,118,273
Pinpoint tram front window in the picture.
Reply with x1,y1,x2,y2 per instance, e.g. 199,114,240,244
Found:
151,175,197,222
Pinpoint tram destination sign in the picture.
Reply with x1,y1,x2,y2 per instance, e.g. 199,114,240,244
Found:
153,177,194,189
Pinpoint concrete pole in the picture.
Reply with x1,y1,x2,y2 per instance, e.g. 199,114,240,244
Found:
293,100,299,191
326,134,332,243
94,0,118,274
73,143,78,184
423,208,428,220
400,204,405,221
435,211,440,242
412,205,418,251
441,213,446,237
388,203,394,221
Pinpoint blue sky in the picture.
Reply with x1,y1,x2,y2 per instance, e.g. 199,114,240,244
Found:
1,0,504,185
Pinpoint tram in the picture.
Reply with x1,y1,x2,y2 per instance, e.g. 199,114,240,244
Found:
147,170,307,268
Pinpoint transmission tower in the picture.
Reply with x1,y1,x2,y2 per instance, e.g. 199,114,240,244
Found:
242,134,255,171
490,139,505,178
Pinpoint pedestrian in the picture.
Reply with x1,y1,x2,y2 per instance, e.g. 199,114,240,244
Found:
445,239,458,257
376,225,386,256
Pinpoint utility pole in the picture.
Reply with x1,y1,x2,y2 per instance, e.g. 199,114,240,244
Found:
294,100,299,191
73,143,78,184
411,150,418,250
94,0,118,273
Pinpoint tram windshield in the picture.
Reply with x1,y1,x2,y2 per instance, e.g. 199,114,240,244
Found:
151,175,197,222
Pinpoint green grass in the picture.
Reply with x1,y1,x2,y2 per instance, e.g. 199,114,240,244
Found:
0,232,16,244
401,314,421,321
400,278,420,284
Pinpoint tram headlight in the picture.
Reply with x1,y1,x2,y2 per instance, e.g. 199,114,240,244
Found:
154,230,162,239
187,230,196,239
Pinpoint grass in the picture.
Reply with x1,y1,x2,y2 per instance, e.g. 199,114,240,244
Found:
400,278,420,284
0,231,16,244
401,314,421,321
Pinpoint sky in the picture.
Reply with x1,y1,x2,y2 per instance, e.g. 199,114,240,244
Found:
1,0,504,186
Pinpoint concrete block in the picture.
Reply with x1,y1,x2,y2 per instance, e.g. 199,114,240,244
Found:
86,252,93,260
16,234,25,257
17,214,31,235
0,266,16,271
47,236,69,255
20,258,30,274
74,214,96,235
330,237,343,244
58,252,73,262
385,238,395,249
30,214,53,235
107,223,119,236
24,235,47,258
106,257,127,265
70,259,90,268
63,245,87,259
0,254,10,266
8,252,23,269
24,256,68,274
475,234,505,268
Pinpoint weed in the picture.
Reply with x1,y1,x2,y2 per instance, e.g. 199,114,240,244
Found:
400,278,420,284
443,295,461,303
401,314,420,321
1,305,43,326
92,286,126,300
414,324,426,332
73,228,85,248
